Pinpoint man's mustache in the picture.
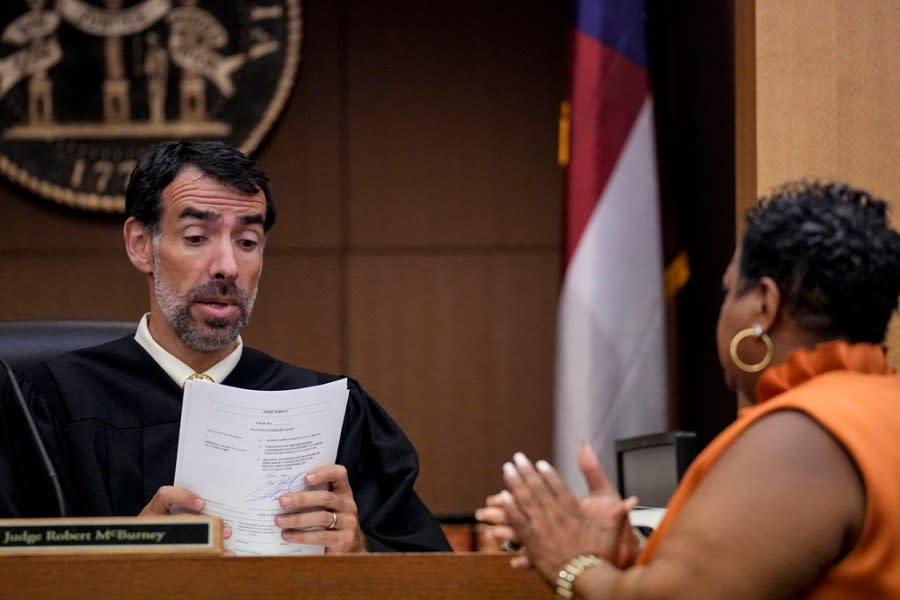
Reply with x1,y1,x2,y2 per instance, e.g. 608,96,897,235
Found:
188,281,251,307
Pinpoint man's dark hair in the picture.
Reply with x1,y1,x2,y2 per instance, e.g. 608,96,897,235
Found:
125,140,276,234
739,180,900,344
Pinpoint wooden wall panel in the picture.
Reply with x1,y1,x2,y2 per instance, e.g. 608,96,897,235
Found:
346,2,565,248
745,0,900,367
0,188,123,251
241,255,342,373
754,2,839,194
0,256,146,319
255,0,343,251
754,1,900,202
346,253,558,515
341,0,565,513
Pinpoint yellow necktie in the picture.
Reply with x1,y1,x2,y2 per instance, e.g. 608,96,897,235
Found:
186,373,215,383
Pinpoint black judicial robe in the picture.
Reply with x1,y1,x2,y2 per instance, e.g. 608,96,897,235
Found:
0,336,450,552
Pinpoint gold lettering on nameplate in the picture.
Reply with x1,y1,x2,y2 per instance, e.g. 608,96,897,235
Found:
2,530,43,545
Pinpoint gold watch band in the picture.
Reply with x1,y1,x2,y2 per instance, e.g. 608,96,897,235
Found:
555,554,607,599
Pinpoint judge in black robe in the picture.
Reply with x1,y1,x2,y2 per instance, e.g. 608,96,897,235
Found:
0,336,450,552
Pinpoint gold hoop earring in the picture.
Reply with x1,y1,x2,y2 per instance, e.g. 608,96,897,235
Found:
729,324,773,373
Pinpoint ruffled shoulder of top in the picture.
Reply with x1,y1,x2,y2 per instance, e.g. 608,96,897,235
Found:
755,340,892,403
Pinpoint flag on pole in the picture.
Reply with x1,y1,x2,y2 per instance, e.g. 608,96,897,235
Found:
554,0,667,495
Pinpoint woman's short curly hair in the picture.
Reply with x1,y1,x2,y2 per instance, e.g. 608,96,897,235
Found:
739,180,900,344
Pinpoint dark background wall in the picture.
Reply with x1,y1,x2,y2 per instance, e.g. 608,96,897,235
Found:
0,1,736,517
650,1,737,451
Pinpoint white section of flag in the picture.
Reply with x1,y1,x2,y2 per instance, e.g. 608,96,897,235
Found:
554,99,667,496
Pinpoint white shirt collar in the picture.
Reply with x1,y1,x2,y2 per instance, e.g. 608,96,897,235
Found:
134,313,242,388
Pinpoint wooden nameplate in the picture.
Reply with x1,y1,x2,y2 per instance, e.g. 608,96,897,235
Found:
0,515,222,556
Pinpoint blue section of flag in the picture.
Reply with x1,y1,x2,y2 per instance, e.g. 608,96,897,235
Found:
573,0,648,68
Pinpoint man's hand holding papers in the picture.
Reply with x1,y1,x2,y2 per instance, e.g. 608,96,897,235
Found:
172,378,352,555
275,463,367,552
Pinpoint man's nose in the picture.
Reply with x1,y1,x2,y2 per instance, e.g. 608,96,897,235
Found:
210,239,239,281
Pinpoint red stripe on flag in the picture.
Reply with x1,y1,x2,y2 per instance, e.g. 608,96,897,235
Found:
566,29,650,264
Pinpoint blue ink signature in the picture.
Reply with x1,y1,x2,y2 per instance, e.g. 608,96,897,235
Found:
244,471,307,502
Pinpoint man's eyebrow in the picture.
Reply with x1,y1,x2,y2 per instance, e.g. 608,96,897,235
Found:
177,208,264,227
239,213,265,227
179,207,218,222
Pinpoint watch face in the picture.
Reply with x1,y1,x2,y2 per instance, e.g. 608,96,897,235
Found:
0,0,301,212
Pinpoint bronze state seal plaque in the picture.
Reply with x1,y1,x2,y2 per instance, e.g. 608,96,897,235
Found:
0,0,301,211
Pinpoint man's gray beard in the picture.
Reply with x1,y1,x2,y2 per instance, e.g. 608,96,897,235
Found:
152,258,257,352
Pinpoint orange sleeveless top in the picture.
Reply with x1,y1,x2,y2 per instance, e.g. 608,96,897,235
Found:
636,341,900,598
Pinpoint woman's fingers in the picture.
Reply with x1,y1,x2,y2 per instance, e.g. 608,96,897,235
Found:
577,442,617,496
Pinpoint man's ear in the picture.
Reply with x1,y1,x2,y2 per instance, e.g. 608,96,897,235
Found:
757,275,782,331
123,217,154,274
